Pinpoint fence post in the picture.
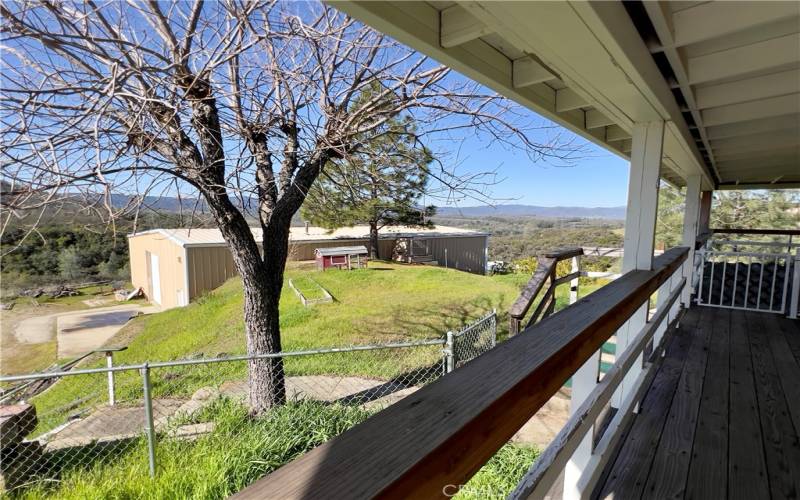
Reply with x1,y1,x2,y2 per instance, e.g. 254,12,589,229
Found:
490,309,497,347
789,248,800,319
141,363,157,478
106,351,116,406
444,331,455,374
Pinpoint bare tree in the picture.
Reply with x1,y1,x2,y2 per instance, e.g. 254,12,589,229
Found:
1,0,579,413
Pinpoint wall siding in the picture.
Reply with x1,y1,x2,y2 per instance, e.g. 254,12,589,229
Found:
424,236,487,274
289,239,395,260
186,246,237,300
128,233,186,309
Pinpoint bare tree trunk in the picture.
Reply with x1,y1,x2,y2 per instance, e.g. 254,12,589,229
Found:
206,194,289,414
369,221,380,259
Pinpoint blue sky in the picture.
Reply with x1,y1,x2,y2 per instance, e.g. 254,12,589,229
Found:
451,136,631,207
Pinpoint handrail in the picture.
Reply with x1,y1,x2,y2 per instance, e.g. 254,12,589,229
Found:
232,247,689,500
509,247,583,336
509,256,557,335
712,228,800,236
511,276,686,498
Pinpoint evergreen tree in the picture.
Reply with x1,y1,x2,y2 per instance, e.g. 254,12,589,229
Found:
302,85,437,259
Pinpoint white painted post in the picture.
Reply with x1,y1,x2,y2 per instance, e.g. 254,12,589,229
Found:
681,175,702,308
789,248,799,319
569,256,580,305
613,120,664,407
564,121,664,500
106,351,116,406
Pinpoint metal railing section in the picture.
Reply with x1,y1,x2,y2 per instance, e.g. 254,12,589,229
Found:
695,235,797,315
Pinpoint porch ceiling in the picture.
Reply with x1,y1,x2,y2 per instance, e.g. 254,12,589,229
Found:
329,1,799,190
637,1,800,189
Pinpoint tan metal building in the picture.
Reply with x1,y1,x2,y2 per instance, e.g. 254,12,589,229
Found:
128,225,489,309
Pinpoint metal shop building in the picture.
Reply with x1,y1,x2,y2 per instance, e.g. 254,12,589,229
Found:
127,225,489,309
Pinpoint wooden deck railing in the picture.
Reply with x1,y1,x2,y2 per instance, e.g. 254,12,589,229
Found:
711,228,800,237
508,247,583,336
232,247,689,500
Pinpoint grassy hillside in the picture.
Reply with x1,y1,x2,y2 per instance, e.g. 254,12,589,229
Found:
31,262,598,434
19,262,605,499
111,261,526,364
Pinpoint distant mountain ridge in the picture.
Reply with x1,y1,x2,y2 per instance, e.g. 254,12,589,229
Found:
436,204,626,219
106,196,625,220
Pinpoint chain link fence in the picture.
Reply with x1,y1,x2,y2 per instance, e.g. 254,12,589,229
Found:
0,311,496,496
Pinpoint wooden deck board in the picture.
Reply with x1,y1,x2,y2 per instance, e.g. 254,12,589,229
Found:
594,308,700,499
594,308,799,500
727,308,770,500
765,314,800,442
641,307,712,499
746,311,800,499
685,307,730,500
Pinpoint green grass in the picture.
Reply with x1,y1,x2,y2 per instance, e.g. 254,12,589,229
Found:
289,276,328,301
15,263,582,498
12,397,538,500
13,399,372,500
29,263,609,436
456,444,540,499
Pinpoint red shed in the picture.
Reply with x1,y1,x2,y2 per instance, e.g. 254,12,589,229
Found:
315,246,369,271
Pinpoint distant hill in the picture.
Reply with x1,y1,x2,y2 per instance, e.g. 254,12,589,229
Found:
110,197,626,221
435,204,626,220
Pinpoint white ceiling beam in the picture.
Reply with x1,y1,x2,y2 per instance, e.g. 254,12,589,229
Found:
642,1,719,179
706,115,800,141
695,70,800,110
555,88,589,112
717,182,800,190
512,56,556,88
711,129,799,151
688,33,800,84
606,125,631,142
717,155,798,168
440,5,492,48
714,147,799,162
585,109,614,129
701,93,800,127
717,162,798,175
672,1,800,48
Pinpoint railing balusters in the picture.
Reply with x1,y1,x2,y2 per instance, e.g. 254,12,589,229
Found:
708,260,715,304
731,257,740,308
757,260,765,310
693,233,792,315
769,255,778,311
745,255,752,308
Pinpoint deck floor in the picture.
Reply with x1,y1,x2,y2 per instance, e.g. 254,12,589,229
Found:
594,307,800,499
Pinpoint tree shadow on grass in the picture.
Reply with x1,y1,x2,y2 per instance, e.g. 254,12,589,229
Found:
333,362,444,407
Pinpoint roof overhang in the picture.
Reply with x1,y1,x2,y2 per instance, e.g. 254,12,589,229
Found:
329,1,799,190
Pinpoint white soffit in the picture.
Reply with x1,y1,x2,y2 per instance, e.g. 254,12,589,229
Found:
642,0,800,188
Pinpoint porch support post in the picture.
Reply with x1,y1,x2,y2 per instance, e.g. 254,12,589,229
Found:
698,190,712,233
564,121,664,500
681,175,702,307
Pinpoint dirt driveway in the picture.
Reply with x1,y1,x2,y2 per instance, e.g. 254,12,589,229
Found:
55,305,158,358
3,303,157,374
